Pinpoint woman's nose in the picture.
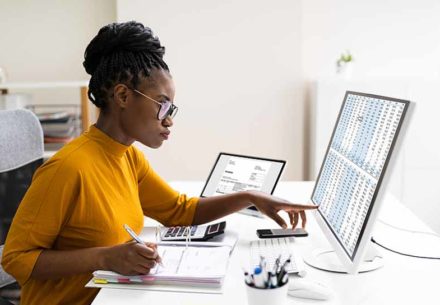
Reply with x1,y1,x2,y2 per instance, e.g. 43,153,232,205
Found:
162,115,173,127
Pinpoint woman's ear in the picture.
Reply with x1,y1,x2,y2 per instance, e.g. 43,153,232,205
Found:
113,84,130,109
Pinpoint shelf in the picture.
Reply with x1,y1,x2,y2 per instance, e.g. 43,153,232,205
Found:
0,80,92,133
0,81,89,90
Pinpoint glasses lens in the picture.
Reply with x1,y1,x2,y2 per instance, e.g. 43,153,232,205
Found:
159,101,178,120
158,101,171,120
170,106,178,119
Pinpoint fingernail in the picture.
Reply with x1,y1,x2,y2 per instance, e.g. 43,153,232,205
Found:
282,224,287,229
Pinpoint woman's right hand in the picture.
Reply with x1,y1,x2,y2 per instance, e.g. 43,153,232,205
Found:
100,241,160,275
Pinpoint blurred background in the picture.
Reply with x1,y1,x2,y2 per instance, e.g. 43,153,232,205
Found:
0,0,439,233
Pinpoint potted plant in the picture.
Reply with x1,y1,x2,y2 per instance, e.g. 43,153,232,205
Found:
336,51,354,79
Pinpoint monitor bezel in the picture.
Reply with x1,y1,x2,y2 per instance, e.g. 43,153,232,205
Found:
200,152,286,212
310,91,411,273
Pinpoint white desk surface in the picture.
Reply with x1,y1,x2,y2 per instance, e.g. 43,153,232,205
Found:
92,181,440,305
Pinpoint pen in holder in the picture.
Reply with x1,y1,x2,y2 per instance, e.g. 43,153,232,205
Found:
244,256,289,305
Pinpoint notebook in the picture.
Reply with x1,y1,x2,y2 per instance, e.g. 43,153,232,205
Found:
93,246,230,286
87,227,239,292
90,246,230,288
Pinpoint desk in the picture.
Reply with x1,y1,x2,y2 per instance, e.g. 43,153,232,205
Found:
92,181,439,305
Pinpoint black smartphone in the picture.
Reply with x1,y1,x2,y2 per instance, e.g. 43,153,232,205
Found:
256,228,308,238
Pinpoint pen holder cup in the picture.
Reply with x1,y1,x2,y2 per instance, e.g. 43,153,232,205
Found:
245,279,289,305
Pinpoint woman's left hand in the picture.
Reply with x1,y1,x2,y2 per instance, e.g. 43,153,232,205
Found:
248,191,318,229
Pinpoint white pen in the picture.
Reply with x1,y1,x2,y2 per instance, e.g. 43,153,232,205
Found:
123,224,164,267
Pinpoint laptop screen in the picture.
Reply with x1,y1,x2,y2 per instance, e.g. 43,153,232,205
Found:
200,153,286,211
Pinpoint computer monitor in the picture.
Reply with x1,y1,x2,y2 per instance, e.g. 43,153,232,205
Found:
306,91,411,274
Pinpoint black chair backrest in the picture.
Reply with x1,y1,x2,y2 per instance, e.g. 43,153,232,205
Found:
0,159,43,244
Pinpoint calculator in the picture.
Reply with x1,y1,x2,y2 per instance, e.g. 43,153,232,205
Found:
160,221,226,241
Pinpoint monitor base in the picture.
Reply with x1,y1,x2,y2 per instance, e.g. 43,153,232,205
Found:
304,244,384,273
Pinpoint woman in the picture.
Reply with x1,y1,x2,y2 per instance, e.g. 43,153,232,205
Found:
2,21,316,305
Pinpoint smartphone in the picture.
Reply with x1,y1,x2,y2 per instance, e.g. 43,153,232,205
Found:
256,228,308,238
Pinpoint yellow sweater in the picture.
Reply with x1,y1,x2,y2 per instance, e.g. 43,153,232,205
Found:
1,125,198,305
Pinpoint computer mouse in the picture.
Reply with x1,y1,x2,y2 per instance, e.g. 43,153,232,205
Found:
287,278,334,300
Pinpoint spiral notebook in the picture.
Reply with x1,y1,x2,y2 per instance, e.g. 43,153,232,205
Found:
87,245,232,293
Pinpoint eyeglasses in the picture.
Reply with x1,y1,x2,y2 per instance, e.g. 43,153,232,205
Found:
131,89,178,120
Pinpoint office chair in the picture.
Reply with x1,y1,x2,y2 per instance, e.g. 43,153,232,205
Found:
0,109,44,304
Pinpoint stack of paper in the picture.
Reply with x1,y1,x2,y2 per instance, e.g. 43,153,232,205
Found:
92,245,231,288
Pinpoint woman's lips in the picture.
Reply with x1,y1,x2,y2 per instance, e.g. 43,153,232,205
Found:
160,132,170,140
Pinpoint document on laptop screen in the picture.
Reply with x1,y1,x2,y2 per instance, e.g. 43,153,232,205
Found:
201,154,285,197
214,156,271,195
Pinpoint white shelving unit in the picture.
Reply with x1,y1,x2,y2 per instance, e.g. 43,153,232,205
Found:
0,81,95,156
0,81,91,129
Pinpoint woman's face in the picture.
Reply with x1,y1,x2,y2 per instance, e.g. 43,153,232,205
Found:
119,69,176,148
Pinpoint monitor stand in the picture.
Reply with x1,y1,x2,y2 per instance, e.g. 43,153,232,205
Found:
304,243,384,273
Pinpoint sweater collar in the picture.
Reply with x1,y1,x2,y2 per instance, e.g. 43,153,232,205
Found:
85,125,131,158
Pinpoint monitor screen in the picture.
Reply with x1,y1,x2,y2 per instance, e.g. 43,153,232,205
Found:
311,91,409,260
200,153,286,208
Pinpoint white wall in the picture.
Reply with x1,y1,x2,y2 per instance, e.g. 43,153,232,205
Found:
0,0,116,105
301,0,440,80
302,0,440,232
2,0,437,230
117,0,304,181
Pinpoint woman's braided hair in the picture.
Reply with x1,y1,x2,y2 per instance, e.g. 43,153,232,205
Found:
83,21,169,110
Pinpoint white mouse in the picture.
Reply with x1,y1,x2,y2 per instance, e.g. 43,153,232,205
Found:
288,278,334,300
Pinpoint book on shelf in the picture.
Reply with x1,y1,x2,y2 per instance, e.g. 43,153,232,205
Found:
40,115,73,126
43,126,75,138
36,111,70,121
38,112,79,144
44,136,74,143
25,105,82,153
40,116,74,129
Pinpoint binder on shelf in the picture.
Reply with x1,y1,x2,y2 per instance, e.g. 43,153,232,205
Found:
36,111,70,121
26,104,82,151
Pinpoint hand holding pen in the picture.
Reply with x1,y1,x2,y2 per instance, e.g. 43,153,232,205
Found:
124,224,164,266
97,224,163,276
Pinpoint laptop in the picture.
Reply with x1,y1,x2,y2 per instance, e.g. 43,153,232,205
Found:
160,152,286,241
200,152,286,217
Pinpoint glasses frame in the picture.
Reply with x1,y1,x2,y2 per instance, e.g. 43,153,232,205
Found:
131,88,178,120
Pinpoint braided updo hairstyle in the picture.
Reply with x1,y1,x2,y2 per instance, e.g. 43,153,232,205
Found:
83,21,169,110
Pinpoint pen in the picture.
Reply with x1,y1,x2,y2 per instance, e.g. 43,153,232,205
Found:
273,254,281,273
280,272,289,286
244,271,253,285
124,224,144,243
259,256,268,284
277,265,287,286
269,271,278,288
280,255,291,271
123,224,164,267
253,266,266,288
